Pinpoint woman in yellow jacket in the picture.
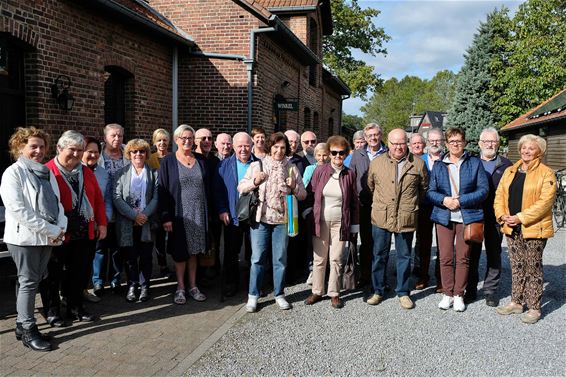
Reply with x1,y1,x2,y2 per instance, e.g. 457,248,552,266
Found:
494,134,556,324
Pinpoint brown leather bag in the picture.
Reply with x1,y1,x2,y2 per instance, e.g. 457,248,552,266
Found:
464,222,484,243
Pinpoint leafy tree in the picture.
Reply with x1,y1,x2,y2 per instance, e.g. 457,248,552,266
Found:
361,71,456,137
324,0,390,99
491,0,566,126
341,113,365,130
447,8,511,151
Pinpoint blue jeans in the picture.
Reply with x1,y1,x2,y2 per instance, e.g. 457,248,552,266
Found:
249,222,289,297
371,226,413,297
92,225,122,286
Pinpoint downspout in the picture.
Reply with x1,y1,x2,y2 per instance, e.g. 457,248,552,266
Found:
245,27,276,134
172,46,178,151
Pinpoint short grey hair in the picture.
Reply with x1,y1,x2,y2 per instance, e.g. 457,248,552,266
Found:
353,130,364,141
314,142,329,155
480,127,500,142
104,123,124,136
57,130,85,150
233,132,252,145
427,128,444,140
174,124,195,139
363,123,382,136
284,130,300,140
215,133,232,143
410,133,425,143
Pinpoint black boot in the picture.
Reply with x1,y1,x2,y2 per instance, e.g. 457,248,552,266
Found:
15,322,51,341
22,325,52,352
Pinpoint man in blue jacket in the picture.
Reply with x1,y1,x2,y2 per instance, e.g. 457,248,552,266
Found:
215,132,257,296
466,128,512,306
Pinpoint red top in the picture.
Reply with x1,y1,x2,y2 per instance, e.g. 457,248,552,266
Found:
45,159,108,241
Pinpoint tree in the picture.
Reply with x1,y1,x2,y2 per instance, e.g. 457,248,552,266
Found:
324,0,390,99
447,8,511,151
491,0,566,126
341,113,365,130
361,71,457,137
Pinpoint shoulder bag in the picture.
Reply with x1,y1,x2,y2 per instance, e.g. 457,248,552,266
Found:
237,159,262,225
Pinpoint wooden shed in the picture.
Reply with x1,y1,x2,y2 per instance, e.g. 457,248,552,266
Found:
500,89,566,169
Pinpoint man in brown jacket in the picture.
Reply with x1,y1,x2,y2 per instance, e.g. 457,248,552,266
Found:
366,128,429,309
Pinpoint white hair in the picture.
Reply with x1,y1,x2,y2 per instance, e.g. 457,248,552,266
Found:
480,127,500,142
174,124,195,139
57,130,85,149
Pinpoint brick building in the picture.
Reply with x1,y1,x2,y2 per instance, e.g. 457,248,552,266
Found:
0,0,349,170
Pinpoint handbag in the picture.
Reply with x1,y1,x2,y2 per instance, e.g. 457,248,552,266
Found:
445,164,484,243
236,159,263,225
464,221,484,243
286,165,299,237
342,241,359,290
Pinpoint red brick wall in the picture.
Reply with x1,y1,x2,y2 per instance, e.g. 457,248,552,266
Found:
1,0,174,150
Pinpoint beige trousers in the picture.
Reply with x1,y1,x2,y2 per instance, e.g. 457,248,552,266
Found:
312,220,345,297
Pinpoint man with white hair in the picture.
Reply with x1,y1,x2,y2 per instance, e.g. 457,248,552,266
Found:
410,133,426,157
466,127,512,306
344,130,365,167
414,127,445,291
349,123,388,286
214,132,258,296
215,133,233,160
285,130,306,174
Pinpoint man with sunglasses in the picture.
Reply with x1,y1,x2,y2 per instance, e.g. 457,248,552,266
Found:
194,128,222,282
349,123,388,287
366,128,428,309
298,131,317,166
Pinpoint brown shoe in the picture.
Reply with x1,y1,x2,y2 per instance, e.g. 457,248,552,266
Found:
415,280,428,290
304,294,322,305
435,285,443,293
331,296,343,309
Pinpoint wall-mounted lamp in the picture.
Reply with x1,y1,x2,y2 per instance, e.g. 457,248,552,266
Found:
51,75,75,111
281,80,290,88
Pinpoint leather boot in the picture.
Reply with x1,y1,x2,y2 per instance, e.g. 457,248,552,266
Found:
15,322,50,341
22,325,52,352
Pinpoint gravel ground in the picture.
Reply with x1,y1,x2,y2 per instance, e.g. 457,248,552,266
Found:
187,230,565,376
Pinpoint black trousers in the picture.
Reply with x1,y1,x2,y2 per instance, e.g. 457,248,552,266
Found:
359,205,374,282
223,222,251,287
154,227,168,268
468,218,502,296
124,227,153,288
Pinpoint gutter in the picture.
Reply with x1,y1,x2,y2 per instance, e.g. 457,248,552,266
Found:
267,6,317,13
189,52,246,61
500,114,566,133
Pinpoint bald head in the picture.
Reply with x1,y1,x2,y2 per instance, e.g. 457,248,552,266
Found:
233,132,252,163
387,128,408,160
194,128,213,155
301,131,317,155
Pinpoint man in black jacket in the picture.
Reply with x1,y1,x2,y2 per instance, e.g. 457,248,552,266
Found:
466,128,512,306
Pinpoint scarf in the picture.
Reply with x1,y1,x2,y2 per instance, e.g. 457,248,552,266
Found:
262,156,290,224
54,157,94,222
19,156,59,224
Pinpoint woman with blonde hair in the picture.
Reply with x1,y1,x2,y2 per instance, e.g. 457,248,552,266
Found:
494,134,556,324
1,127,67,351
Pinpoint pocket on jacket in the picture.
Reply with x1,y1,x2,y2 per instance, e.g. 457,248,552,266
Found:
399,210,417,228
372,208,387,226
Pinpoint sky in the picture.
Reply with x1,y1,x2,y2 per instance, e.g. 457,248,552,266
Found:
343,0,523,116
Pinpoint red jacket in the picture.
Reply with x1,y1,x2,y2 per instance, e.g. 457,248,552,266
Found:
309,164,359,241
45,159,107,241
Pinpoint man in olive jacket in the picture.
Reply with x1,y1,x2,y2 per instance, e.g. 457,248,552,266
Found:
366,128,429,310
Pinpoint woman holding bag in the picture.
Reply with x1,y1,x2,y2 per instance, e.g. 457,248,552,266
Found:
427,128,488,312
304,136,359,309
238,132,306,313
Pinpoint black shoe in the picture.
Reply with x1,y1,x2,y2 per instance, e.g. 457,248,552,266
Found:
22,325,51,352
110,281,122,294
15,322,51,341
93,284,104,297
126,286,137,302
68,308,97,322
139,287,150,302
464,293,477,305
485,294,499,307
47,315,70,328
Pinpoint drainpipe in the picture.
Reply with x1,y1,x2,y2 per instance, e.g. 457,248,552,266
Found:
246,27,276,134
172,46,178,151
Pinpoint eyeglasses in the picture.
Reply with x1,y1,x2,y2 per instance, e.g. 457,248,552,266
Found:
177,136,193,143
448,140,464,146
389,143,407,148
303,140,316,145
330,150,346,156
197,136,213,141
130,150,146,155
428,139,443,144
480,140,498,144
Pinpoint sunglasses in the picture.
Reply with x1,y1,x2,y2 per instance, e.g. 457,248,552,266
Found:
330,150,346,156
130,150,146,155
197,136,213,141
303,140,316,144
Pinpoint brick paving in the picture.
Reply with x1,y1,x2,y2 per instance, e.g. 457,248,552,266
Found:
0,270,246,377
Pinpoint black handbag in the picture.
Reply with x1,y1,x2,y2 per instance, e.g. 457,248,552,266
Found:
342,241,360,291
237,160,262,225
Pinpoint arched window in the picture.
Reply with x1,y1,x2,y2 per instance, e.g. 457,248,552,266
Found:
313,111,320,134
304,107,312,130
104,65,134,140
328,117,334,136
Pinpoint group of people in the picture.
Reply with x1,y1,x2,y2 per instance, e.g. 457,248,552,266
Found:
1,121,557,352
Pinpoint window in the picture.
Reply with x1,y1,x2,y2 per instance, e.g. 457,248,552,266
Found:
104,66,134,140
313,112,320,134
304,107,311,130
308,18,318,86
328,117,334,136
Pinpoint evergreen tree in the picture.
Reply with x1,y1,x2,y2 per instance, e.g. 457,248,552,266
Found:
447,8,511,151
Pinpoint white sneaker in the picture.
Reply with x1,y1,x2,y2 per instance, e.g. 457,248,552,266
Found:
246,295,258,313
306,271,313,286
438,294,454,310
275,295,291,310
453,295,466,312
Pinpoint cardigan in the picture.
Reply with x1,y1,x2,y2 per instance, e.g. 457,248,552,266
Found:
113,164,158,247
45,159,107,241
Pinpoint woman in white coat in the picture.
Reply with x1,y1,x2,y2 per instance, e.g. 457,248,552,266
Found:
0,127,67,352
